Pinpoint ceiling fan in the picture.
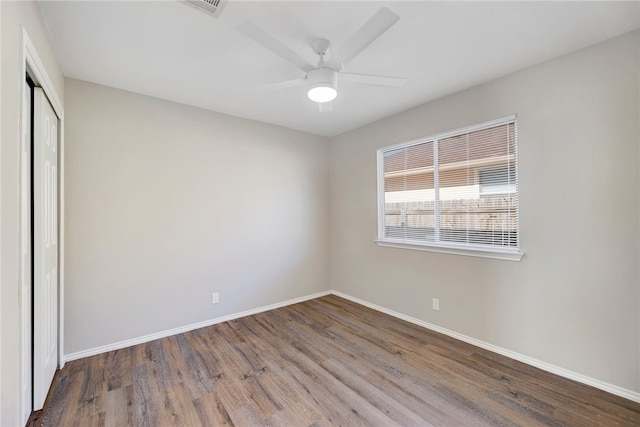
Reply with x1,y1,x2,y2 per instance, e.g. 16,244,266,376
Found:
237,7,407,111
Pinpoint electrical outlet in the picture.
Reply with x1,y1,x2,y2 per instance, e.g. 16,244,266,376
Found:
211,293,219,304
432,298,440,311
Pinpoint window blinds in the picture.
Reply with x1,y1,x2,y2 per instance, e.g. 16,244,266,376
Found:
378,116,518,253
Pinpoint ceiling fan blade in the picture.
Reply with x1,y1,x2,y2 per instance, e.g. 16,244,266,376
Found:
318,101,333,113
326,7,399,71
340,72,407,88
261,78,307,91
238,21,315,74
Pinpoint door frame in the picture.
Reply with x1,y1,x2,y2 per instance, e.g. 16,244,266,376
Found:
18,27,65,423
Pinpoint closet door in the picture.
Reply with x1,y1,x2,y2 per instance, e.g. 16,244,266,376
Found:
33,87,59,410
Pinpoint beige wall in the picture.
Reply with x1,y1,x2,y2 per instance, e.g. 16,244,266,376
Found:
1,2,64,426
63,79,329,354
329,30,640,392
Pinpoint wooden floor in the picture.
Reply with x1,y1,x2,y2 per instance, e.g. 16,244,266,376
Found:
30,295,639,426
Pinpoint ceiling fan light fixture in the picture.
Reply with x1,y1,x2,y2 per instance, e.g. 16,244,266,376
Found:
308,83,337,103
307,68,338,103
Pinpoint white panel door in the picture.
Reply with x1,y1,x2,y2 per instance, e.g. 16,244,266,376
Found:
33,87,59,410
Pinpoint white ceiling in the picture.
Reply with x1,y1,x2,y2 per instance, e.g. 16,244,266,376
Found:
39,1,639,137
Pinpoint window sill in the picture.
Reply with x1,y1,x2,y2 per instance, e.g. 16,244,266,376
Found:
375,239,524,261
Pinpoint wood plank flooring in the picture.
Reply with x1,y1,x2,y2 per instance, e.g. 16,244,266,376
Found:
29,295,640,426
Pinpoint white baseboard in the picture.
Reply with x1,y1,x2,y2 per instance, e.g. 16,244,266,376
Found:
330,290,640,404
63,288,639,404
64,290,331,362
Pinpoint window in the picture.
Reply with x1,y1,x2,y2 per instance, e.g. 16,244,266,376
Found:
376,116,522,260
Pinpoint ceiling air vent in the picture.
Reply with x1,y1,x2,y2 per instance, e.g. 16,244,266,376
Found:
182,0,226,18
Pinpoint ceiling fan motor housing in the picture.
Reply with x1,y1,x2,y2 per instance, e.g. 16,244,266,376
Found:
307,68,338,102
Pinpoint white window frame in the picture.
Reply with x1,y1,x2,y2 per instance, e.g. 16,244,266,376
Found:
376,115,523,261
